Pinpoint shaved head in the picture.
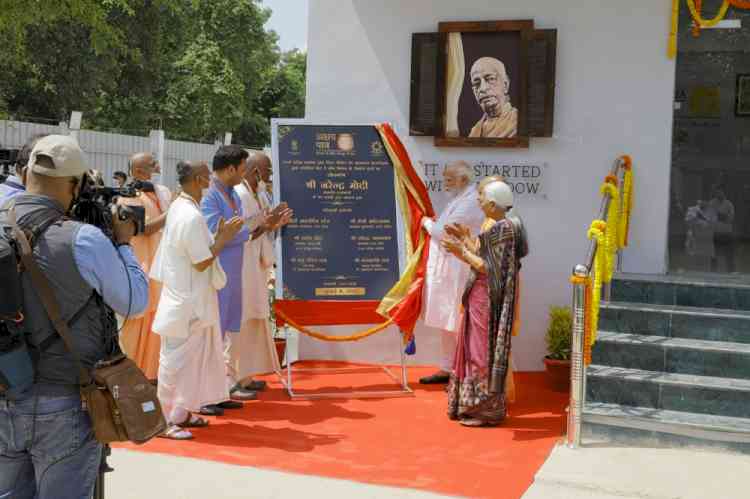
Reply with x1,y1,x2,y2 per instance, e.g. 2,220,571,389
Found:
129,152,156,181
470,57,510,117
248,152,272,182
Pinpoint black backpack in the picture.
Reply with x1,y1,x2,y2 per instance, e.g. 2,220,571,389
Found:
0,201,61,397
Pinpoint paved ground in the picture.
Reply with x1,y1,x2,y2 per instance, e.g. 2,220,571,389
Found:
523,443,750,499
107,449,458,499
109,442,750,499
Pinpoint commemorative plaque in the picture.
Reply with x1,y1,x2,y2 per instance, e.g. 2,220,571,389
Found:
275,124,401,301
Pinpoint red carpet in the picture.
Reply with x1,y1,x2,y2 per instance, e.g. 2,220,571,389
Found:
118,362,568,499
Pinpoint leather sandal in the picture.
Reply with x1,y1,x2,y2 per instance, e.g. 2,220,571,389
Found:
179,415,210,428
419,373,450,384
158,424,194,440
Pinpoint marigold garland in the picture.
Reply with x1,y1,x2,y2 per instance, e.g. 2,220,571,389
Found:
687,0,730,26
600,182,620,282
619,166,634,248
669,0,680,58
587,220,607,347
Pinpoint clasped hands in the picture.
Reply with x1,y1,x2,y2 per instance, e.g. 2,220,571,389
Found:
441,223,474,258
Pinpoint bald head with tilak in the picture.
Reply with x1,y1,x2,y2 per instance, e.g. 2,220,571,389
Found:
247,152,272,184
470,57,511,118
129,152,157,181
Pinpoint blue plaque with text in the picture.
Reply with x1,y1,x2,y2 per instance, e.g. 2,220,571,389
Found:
276,125,401,301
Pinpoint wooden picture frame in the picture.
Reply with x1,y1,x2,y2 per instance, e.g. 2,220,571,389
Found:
527,29,557,137
410,33,440,136
435,20,534,148
736,74,750,117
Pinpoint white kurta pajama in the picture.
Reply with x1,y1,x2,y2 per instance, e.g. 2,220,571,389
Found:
151,194,230,423
231,181,280,380
422,185,485,372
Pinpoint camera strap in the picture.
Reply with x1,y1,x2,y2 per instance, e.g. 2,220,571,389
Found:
7,206,93,388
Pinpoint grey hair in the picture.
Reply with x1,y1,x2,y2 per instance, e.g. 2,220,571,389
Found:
446,160,473,181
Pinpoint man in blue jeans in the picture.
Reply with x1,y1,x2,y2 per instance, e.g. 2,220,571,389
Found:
0,135,149,499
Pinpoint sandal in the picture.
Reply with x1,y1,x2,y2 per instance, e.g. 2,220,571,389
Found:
158,424,194,440
178,414,210,429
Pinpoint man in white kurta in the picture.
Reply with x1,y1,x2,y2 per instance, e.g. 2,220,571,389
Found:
420,161,485,384
231,161,283,388
151,161,242,438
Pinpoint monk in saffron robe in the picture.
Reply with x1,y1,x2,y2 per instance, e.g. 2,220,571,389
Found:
118,152,172,380
468,57,518,139
442,180,520,426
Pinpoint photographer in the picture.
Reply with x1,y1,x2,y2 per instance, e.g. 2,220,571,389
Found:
0,135,149,499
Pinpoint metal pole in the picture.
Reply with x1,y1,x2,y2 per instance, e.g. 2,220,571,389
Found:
399,330,408,390
567,264,588,448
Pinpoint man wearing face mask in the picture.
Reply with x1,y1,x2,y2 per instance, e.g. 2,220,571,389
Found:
419,161,485,385
232,153,292,393
117,152,173,380
0,135,148,498
151,161,241,439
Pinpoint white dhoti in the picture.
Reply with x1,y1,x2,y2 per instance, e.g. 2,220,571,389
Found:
422,185,485,372
229,180,280,384
230,319,280,378
158,321,229,423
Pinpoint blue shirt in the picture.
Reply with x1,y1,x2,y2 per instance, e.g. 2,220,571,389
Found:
200,178,250,247
0,175,25,204
72,224,149,317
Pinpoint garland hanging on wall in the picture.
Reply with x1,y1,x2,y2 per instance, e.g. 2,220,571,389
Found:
668,0,750,58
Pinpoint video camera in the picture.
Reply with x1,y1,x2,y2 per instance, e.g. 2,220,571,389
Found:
69,173,147,244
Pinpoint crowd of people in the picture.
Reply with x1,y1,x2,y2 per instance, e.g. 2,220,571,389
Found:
0,135,294,499
0,134,525,498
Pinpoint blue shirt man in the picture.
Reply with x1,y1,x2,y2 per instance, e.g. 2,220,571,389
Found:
200,147,250,336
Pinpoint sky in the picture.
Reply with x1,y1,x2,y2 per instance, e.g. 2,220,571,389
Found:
262,0,309,52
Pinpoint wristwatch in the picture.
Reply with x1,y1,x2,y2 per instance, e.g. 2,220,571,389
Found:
115,241,131,248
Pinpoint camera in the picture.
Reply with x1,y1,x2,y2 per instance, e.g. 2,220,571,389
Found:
69,172,147,243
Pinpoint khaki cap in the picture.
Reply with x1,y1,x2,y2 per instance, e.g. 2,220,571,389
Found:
28,135,88,178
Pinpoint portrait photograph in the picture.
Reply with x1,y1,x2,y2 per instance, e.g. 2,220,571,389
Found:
436,20,532,148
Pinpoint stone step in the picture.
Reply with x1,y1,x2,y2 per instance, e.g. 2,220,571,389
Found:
593,331,750,381
600,301,750,344
586,364,750,419
611,273,750,312
582,402,750,454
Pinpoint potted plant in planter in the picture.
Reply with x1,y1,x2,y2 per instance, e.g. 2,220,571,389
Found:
544,305,572,392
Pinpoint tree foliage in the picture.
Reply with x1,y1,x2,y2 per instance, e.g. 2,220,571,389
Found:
0,0,306,145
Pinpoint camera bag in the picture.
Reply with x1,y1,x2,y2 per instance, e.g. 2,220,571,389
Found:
8,206,166,444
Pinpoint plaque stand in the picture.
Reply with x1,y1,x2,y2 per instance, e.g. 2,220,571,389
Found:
275,328,414,400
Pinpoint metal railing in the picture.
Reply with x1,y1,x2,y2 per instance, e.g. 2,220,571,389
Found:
566,157,629,448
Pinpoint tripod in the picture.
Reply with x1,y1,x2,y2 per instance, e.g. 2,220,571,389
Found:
93,444,114,499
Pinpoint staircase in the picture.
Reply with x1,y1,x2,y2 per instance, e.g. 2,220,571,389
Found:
582,273,750,454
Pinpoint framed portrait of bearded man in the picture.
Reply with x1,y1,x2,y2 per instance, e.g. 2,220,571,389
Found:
435,20,532,148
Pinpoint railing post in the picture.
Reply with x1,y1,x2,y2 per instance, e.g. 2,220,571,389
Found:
567,264,589,448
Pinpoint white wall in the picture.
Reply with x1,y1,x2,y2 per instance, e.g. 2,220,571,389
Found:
299,0,677,371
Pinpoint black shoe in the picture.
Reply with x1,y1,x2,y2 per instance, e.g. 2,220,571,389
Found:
243,379,267,391
419,373,450,384
199,405,225,416
216,400,244,410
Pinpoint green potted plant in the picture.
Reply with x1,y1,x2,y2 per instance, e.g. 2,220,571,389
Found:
544,306,572,392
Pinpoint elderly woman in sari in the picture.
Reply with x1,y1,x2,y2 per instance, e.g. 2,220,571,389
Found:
442,180,521,427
